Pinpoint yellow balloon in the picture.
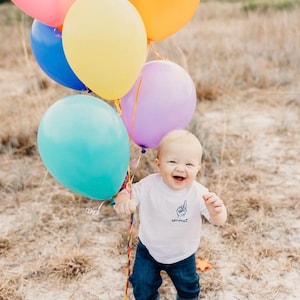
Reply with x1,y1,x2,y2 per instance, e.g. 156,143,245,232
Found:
130,0,200,42
62,0,147,100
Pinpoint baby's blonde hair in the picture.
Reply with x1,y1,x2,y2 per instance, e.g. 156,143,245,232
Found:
157,129,203,160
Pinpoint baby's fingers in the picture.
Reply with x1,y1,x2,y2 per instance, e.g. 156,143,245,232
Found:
203,193,219,204
213,205,224,213
212,198,224,208
203,193,224,211
128,201,136,213
114,200,136,216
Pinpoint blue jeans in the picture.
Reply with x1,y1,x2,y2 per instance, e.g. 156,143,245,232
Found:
129,240,200,300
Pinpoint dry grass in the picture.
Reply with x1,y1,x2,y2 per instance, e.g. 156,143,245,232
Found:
0,1,300,299
0,236,11,255
0,277,23,300
44,248,93,281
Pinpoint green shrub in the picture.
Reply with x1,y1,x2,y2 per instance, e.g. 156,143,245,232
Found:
242,0,298,12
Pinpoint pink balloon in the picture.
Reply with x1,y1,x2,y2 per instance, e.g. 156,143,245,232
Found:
121,60,197,149
12,0,75,27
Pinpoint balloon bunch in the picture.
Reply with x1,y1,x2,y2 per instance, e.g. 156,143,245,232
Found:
12,0,200,200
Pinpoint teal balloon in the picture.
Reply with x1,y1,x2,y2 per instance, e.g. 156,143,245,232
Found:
38,94,130,200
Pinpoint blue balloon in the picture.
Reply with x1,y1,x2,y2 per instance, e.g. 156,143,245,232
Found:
30,19,87,91
38,94,130,200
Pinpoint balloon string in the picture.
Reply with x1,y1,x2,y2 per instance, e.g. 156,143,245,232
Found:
112,74,144,299
85,201,106,216
124,211,134,300
114,99,122,116
148,42,167,60
123,149,145,300
131,77,142,131
123,164,133,299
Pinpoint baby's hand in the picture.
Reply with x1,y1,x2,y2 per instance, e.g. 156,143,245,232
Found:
203,192,225,217
114,193,136,216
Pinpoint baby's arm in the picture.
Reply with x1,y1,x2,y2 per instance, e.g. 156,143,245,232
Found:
114,190,136,216
203,192,227,226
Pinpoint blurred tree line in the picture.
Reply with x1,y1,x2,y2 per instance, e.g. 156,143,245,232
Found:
0,0,10,3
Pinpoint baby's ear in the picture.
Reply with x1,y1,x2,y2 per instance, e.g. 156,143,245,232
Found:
155,158,160,168
154,158,160,172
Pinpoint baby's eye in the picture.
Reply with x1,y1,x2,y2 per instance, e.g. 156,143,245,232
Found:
186,163,195,167
168,160,177,164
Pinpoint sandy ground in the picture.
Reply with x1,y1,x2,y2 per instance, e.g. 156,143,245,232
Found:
1,2,300,300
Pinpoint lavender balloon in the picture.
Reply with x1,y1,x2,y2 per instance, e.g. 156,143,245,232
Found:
120,60,197,148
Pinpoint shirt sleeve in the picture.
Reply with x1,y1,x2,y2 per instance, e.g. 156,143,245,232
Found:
132,174,152,205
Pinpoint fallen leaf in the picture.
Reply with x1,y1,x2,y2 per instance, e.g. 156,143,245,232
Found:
196,258,212,272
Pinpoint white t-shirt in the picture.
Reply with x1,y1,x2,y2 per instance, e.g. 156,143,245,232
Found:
132,173,210,264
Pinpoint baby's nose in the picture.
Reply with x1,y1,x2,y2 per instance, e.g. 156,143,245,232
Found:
175,164,185,171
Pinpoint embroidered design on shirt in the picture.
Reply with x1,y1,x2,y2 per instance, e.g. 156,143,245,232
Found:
172,200,188,222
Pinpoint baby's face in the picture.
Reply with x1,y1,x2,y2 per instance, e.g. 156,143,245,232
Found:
155,141,201,190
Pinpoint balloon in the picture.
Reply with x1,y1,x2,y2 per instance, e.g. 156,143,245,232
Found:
121,60,197,149
38,94,130,200
30,20,87,91
62,0,147,100
130,0,200,41
12,0,75,28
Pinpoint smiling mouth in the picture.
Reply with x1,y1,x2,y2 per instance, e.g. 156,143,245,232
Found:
173,176,185,181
